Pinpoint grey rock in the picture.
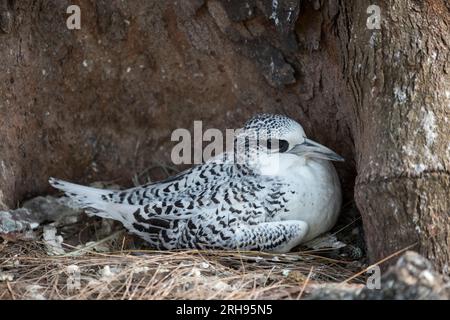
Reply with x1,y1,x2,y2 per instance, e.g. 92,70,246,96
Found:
308,251,450,300
0,196,83,234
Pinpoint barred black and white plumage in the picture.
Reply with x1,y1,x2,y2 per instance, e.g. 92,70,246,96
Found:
50,114,343,253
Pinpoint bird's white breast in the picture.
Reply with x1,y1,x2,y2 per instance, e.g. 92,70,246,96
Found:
260,153,342,242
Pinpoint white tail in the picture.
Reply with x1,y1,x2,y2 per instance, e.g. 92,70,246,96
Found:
48,177,136,223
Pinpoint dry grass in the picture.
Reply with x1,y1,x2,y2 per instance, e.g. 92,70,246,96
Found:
0,235,366,300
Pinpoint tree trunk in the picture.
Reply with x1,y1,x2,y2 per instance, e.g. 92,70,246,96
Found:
0,0,448,272
337,0,449,273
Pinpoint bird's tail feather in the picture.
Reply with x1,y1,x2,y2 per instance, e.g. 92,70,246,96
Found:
49,177,133,223
49,177,196,226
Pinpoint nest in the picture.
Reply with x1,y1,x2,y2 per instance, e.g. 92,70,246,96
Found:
0,231,370,300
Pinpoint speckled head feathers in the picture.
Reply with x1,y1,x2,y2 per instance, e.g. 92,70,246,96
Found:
240,113,306,144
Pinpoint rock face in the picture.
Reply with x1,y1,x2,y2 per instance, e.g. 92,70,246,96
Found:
308,251,450,300
358,251,450,300
0,0,354,209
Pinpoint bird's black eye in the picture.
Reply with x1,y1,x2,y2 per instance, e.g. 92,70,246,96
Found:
266,139,289,153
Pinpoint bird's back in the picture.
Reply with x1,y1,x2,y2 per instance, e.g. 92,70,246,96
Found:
50,152,290,249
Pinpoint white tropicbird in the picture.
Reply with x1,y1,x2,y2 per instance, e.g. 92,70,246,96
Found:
50,114,343,253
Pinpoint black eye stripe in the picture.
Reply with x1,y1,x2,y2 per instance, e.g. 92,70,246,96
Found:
266,139,289,153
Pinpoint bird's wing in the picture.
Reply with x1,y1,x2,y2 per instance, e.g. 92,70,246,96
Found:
50,153,291,250
127,183,301,251
108,152,237,205
125,172,291,249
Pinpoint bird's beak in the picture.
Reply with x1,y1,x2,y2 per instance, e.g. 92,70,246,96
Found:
288,138,344,162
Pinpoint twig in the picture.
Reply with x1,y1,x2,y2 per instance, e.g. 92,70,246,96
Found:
330,216,361,237
61,230,124,257
297,266,314,299
6,281,16,300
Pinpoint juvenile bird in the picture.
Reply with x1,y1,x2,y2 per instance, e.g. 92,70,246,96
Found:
50,114,343,253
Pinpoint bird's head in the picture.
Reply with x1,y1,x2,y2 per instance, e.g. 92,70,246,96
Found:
234,114,344,165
